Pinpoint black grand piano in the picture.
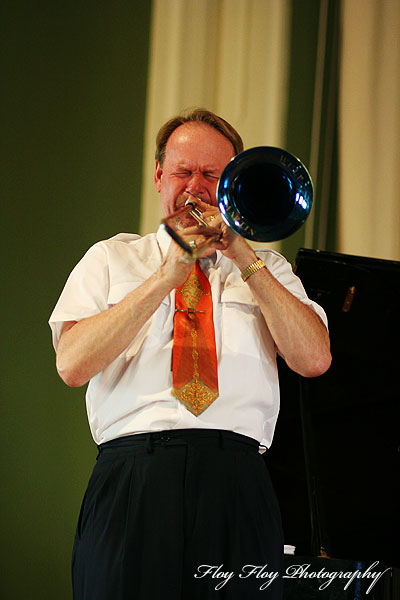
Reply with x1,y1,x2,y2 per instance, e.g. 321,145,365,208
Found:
266,249,400,599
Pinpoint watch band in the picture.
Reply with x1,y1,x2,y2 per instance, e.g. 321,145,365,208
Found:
241,259,265,282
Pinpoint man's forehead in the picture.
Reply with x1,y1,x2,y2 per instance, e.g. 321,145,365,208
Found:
166,122,211,148
164,122,234,163
168,121,214,140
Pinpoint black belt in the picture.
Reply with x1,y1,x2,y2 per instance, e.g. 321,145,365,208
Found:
98,428,261,454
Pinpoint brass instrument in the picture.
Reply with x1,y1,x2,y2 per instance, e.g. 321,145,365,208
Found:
161,146,313,258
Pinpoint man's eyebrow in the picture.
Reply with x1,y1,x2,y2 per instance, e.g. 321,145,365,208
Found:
174,163,220,173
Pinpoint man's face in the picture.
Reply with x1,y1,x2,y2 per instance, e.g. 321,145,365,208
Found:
154,122,235,227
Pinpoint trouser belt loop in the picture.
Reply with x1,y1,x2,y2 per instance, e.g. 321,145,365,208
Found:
146,433,153,454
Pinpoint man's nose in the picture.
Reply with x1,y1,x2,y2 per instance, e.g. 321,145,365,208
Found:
185,173,205,195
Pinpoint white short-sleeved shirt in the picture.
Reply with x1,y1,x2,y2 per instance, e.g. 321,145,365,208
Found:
49,227,327,449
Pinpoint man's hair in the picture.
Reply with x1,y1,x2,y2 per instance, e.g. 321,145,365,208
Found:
155,108,244,166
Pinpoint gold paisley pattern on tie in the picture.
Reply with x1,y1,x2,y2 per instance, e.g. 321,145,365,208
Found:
174,327,218,416
180,271,203,309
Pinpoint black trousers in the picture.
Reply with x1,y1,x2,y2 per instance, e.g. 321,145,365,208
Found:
72,429,284,599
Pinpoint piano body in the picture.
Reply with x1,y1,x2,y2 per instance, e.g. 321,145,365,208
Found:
266,249,400,598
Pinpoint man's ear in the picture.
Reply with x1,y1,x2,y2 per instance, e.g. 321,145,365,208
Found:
154,160,163,192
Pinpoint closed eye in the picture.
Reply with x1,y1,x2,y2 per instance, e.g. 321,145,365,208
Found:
173,170,219,181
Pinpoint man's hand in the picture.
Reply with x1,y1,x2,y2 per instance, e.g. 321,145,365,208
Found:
168,197,255,266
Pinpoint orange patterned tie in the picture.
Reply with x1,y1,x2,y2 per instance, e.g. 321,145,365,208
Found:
172,260,219,416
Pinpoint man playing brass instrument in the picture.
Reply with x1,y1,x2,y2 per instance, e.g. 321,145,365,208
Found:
49,108,331,599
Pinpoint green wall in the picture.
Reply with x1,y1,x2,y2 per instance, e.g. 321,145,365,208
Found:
1,2,152,598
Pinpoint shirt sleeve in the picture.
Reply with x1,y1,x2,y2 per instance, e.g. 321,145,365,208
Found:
256,249,329,329
48,242,110,350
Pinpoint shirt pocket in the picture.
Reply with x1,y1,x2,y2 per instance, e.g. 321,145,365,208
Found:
220,286,267,358
107,281,172,359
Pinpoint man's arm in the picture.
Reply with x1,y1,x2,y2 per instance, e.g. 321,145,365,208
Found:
223,234,331,378
56,243,195,387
